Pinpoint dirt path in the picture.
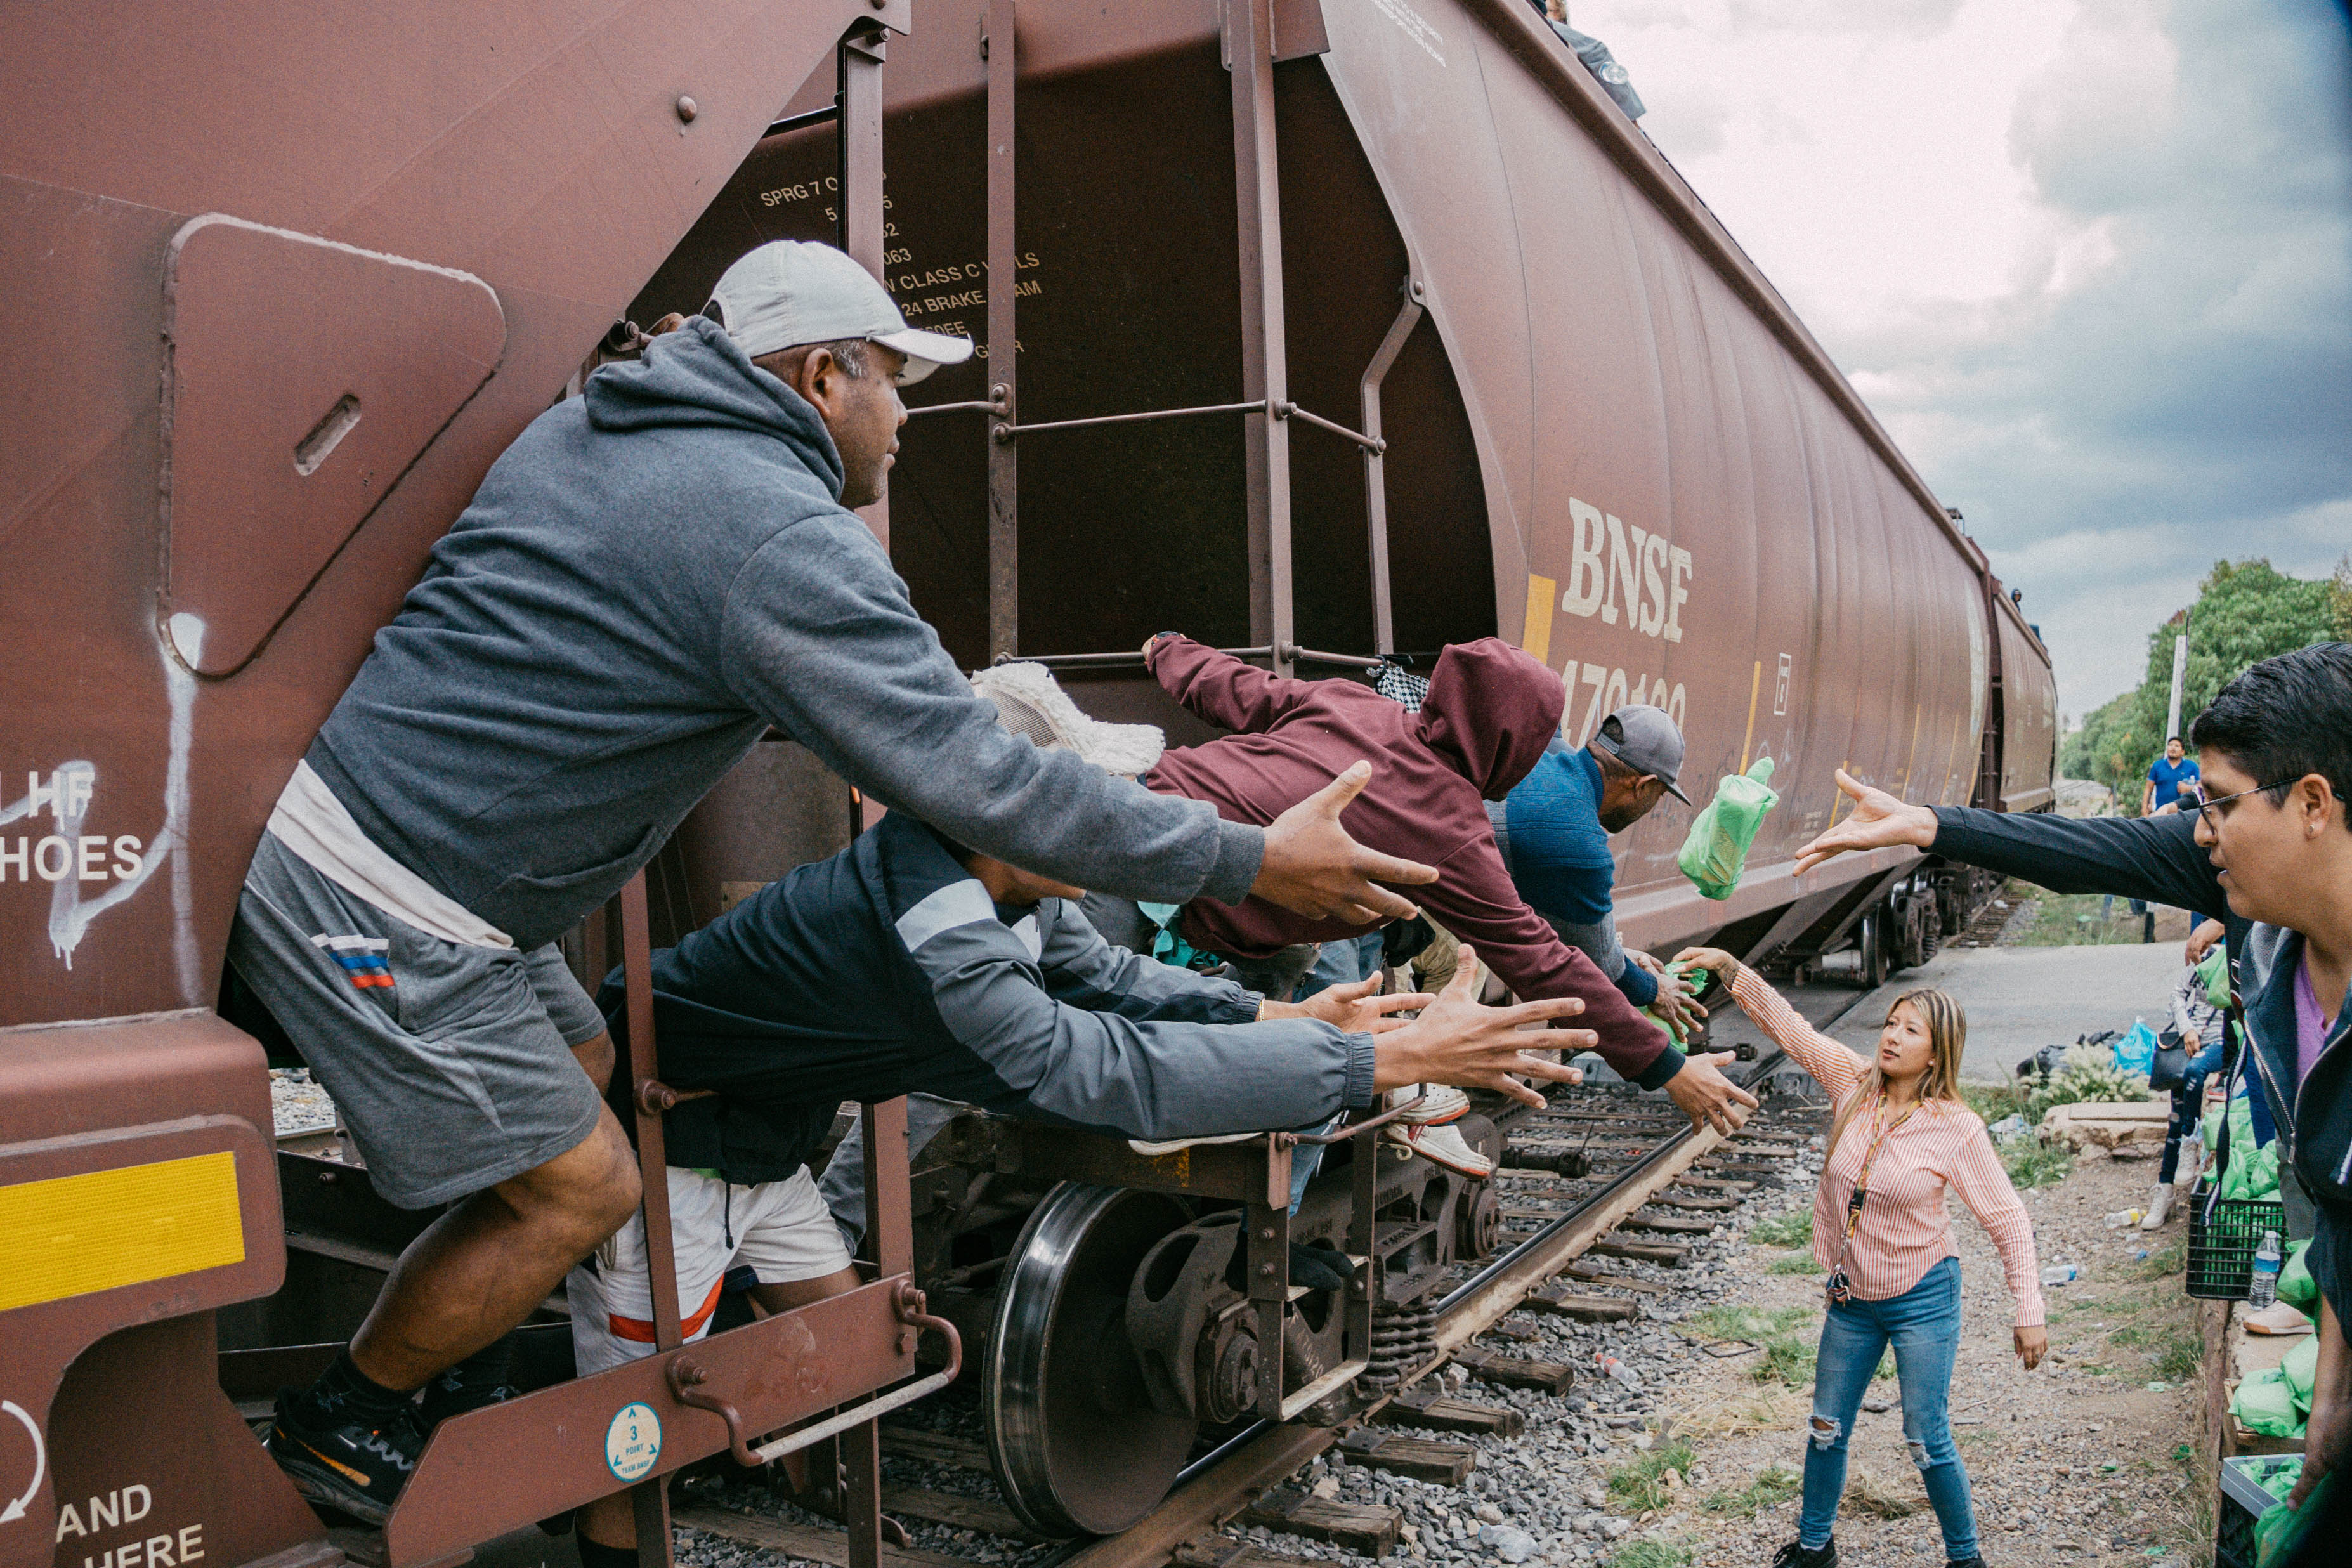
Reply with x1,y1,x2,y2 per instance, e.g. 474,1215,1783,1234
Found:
1643,1133,2208,1568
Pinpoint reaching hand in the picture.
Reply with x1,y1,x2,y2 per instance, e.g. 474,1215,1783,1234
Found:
2014,1324,2048,1370
1375,947,1588,1108
1794,769,1939,875
1252,761,1438,924
1265,974,1436,1036
1647,969,1708,1040
1627,949,1666,977
1672,946,1740,978
1662,1050,1758,1135
2186,918,2225,966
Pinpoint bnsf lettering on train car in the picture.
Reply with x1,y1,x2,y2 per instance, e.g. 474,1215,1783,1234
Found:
1557,498,1690,644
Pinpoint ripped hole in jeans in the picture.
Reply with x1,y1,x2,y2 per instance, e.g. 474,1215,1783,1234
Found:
1809,1416,1841,1451
1907,1439,1932,1470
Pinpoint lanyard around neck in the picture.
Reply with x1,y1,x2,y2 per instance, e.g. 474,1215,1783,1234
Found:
1839,1092,1920,1243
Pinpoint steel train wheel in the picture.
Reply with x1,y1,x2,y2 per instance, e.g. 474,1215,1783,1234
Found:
984,1182,1198,1538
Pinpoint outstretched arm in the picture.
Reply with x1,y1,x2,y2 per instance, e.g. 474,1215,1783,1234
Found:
1675,947,1866,1103
1145,634,1320,733
1795,769,2225,915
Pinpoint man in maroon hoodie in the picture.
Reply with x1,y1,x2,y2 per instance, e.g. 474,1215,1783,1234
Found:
1138,634,1756,1140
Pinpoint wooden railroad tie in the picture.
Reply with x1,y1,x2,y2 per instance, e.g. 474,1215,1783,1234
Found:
1239,1486,1402,1557
1649,1191,1739,1212
1376,1387,1527,1437
672,1505,970,1568
879,1425,992,1471
1564,1261,1671,1295
1449,1343,1576,1394
1618,1210,1720,1236
1173,1536,1319,1568
880,1484,1043,1542
1692,1160,1787,1180
1337,1427,1477,1485
1669,1175,1756,1193
1522,1284,1638,1323
1588,1237,1690,1267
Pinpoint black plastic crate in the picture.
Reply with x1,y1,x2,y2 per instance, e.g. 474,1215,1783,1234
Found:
2187,1182,2288,1300
2218,1454,2302,1568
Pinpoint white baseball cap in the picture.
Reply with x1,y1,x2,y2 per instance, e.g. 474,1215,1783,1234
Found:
971,663,1167,780
705,240,974,384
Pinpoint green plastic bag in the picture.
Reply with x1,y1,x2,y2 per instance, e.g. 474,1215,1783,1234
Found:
2280,1239,2319,1312
2223,1142,2281,1202
1677,758,1779,901
2232,1368,2304,1437
2199,945,2231,1009
1645,959,1701,1043
2283,1333,2320,1413
2256,1468,2334,1567
2259,1457,2306,1503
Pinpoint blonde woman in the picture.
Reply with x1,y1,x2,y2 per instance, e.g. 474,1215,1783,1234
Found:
1675,949,2048,1568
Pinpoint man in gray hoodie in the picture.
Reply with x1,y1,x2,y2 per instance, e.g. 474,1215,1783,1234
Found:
235,240,1436,1524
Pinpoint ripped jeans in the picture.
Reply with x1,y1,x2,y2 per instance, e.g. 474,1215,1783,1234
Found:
1798,1255,1978,1561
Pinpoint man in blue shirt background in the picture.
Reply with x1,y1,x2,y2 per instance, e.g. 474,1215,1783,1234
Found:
1487,705,1706,1040
2145,735,2202,816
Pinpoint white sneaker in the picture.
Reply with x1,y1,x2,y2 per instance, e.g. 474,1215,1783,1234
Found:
1385,1119,1494,1178
1397,1083,1471,1125
2139,1184,2173,1230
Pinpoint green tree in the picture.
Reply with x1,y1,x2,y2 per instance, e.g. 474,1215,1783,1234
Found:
2071,559,2344,811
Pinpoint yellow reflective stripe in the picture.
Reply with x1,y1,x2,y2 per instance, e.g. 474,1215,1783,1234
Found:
0,1150,245,1311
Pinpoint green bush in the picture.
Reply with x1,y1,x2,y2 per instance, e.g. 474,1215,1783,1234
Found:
1606,1440,1698,1512
1751,1209,1814,1248
2003,1140,2075,1191
1604,1543,1694,1568
1701,1467,1801,1519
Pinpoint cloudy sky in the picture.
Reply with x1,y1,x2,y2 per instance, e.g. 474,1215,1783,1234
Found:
1569,0,2352,721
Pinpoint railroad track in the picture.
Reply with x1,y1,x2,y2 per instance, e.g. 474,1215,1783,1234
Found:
672,992,1864,1568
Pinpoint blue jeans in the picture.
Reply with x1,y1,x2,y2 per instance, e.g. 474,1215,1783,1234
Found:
1800,1256,1978,1560
2159,1042,2226,1184
1297,932,1387,1000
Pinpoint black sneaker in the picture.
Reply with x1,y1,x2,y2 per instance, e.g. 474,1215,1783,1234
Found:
263,1387,424,1526
1770,1541,1836,1568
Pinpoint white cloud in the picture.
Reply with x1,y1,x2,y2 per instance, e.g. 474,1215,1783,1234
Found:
1572,0,2352,719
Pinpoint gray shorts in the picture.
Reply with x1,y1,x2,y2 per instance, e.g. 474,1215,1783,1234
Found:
229,830,609,1208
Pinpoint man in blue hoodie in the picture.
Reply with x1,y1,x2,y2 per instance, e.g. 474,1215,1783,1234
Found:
235,240,1439,1524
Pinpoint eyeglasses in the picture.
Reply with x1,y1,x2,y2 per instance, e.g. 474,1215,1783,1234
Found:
2197,780,2297,834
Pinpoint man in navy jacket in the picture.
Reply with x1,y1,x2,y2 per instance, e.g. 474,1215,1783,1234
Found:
1800,644,2352,1543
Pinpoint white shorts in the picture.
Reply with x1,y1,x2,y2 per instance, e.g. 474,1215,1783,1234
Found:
568,1165,854,1375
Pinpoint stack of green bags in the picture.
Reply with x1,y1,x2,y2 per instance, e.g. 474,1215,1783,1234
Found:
2204,1090,2283,1202
2231,1333,2321,1437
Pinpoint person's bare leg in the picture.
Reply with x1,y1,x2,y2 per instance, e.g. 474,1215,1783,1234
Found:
577,1268,865,1550
346,1104,641,1390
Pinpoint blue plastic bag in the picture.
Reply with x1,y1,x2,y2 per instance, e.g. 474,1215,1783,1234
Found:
2112,1020,2159,1076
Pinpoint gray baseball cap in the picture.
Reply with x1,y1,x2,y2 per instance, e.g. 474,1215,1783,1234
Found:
705,240,974,384
1592,704,1690,804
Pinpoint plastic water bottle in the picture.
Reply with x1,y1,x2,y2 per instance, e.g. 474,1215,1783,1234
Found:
2248,1231,2282,1309
2039,1264,2078,1287
2103,1208,2145,1229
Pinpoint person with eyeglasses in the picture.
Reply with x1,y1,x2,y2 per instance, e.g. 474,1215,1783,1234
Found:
1795,642,2352,1562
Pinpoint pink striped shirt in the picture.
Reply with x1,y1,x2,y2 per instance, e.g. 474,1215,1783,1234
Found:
1730,969,2046,1326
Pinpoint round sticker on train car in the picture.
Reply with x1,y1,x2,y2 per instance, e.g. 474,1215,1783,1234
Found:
606,1401,662,1481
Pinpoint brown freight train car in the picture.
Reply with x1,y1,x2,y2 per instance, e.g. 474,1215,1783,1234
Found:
0,0,2055,1563
622,0,2057,974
